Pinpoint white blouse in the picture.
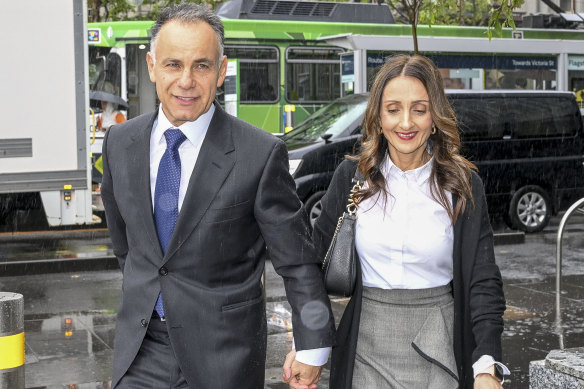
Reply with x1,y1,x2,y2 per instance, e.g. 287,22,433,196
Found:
355,156,454,289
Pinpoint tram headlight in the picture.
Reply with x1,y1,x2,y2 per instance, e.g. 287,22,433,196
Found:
289,159,302,176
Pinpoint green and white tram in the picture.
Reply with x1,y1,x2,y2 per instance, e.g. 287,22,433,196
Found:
87,0,584,138
87,0,394,134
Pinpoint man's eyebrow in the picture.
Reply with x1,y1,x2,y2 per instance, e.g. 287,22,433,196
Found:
161,57,216,66
193,58,215,65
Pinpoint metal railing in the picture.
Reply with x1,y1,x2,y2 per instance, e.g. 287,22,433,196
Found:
554,197,584,349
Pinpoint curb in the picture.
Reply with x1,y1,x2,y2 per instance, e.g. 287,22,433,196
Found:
0,256,119,277
0,231,524,277
494,231,525,245
0,229,110,242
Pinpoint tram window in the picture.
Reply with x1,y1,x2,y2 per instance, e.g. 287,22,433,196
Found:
93,52,123,97
286,47,342,103
89,47,122,94
217,45,279,104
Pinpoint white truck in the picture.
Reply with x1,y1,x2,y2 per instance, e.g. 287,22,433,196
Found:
0,0,95,228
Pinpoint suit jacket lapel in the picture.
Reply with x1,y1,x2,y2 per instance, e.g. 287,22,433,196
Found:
164,105,236,262
125,111,163,259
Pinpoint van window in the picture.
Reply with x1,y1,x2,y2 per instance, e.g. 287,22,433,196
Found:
450,94,580,141
507,97,578,138
449,97,506,141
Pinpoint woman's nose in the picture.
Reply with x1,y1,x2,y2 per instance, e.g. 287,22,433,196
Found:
399,112,411,129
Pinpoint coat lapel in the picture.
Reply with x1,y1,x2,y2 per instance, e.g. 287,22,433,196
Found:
163,106,236,262
125,111,163,259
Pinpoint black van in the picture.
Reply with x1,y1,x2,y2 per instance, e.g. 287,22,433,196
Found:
283,91,584,232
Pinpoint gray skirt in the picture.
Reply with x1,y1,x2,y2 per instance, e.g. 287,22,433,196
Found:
352,284,459,389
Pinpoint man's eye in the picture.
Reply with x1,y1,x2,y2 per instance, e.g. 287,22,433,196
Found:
167,63,180,69
197,63,210,70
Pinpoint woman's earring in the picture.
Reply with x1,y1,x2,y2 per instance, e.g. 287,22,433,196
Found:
378,127,383,135
431,125,437,135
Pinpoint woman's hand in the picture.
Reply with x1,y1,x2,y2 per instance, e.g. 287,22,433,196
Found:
474,373,503,389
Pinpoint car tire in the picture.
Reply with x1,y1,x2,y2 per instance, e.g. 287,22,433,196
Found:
508,185,551,233
304,191,326,228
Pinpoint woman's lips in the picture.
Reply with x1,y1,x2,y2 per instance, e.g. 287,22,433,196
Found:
395,131,417,140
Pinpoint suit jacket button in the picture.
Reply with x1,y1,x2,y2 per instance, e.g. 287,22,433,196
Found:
141,319,148,327
159,267,168,276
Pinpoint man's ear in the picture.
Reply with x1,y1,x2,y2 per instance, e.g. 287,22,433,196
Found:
217,55,227,87
146,52,156,83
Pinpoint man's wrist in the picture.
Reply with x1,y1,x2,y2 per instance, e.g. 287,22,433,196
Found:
484,364,503,382
294,347,331,366
472,355,510,382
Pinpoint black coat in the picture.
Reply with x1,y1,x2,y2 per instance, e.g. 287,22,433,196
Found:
313,159,506,389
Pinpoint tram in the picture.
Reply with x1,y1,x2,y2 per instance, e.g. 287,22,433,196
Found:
87,0,584,138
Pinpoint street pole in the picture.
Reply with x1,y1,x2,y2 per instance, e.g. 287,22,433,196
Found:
0,292,24,389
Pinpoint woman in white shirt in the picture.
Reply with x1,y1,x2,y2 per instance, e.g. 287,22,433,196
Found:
312,55,507,389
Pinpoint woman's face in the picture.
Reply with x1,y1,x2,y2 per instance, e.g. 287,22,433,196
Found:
380,75,433,170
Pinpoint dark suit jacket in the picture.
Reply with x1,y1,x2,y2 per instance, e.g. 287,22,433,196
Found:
313,159,506,389
101,104,335,388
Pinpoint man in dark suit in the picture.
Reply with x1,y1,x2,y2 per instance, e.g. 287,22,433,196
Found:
101,4,334,389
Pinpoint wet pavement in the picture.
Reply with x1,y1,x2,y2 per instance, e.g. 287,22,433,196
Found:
0,215,583,388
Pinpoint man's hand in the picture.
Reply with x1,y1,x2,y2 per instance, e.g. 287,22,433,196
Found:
282,350,324,389
474,373,503,389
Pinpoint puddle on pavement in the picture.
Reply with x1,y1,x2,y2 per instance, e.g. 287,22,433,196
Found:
502,302,584,389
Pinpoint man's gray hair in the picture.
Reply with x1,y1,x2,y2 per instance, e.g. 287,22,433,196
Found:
150,4,224,66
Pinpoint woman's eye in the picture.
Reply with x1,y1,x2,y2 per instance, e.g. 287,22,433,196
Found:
387,109,399,114
414,110,427,115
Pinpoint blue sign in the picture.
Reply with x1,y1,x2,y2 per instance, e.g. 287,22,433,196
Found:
427,54,556,70
341,53,355,83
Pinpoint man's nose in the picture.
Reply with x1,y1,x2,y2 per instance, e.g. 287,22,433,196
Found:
177,68,195,89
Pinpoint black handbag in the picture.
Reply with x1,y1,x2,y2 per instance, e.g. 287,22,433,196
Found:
321,170,363,297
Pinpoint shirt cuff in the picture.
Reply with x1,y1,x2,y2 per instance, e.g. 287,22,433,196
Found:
473,355,511,383
292,339,331,366
295,347,332,366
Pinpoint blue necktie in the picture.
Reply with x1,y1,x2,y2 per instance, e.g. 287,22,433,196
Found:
154,128,187,318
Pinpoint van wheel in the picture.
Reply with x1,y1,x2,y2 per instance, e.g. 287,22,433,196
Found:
304,191,326,228
508,185,551,233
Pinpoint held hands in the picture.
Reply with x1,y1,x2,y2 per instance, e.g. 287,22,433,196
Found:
474,373,503,389
282,350,324,389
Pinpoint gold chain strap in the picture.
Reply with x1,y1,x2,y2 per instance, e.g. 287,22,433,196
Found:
322,179,362,270
346,180,362,215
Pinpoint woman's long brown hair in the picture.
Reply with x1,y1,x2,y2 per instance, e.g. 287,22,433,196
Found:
354,54,476,224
